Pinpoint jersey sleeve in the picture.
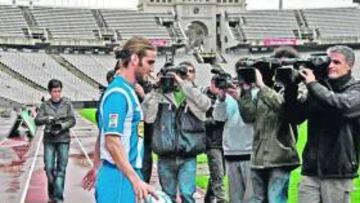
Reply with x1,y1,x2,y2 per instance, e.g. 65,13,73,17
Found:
102,92,128,136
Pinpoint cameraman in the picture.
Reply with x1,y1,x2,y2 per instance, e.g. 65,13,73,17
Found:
142,61,211,203
287,45,360,203
203,76,226,203
35,79,76,203
238,47,300,203
213,69,256,203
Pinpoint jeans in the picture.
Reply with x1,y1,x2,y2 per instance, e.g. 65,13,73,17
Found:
158,156,197,203
251,168,290,203
204,149,227,203
43,142,70,201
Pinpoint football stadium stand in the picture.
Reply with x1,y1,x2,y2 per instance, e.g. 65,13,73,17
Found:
61,54,109,86
0,5,28,38
303,7,360,39
99,9,172,41
0,3,359,105
227,9,299,40
0,50,99,101
0,3,360,203
0,70,44,105
30,7,99,40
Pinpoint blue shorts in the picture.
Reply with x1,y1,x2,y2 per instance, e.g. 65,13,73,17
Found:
95,161,142,203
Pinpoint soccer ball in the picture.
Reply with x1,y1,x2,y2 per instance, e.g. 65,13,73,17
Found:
145,190,172,203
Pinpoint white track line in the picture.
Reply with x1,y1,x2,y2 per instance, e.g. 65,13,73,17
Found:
19,127,94,203
19,133,43,203
72,130,94,167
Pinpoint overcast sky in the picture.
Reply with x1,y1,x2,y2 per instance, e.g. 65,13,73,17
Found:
0,0,357,9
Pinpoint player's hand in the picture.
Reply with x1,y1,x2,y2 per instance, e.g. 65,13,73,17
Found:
81,167,97,190
132,179,158,203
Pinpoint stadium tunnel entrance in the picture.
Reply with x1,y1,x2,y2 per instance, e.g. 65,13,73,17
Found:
185,21,209,52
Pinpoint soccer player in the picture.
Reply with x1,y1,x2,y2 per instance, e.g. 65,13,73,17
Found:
95,37,158,203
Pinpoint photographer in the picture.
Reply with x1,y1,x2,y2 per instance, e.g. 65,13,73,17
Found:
35,79,76,203
286,45,360,203
203,77,226,203
238,47,300,203
213,66,256,203
142,61,211,203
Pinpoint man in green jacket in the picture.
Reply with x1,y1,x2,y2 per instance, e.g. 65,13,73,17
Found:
35,79,76,203
238,47,300,203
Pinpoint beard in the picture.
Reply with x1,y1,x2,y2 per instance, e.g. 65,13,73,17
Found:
135,70,147,84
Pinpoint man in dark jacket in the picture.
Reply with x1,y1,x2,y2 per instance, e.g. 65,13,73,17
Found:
203,77,226,203
35,79,76,203
288,45,360,203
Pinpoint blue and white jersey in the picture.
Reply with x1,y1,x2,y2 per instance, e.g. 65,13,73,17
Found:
99,75,144,169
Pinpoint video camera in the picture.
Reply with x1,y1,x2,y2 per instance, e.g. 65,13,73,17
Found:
45,116,68,135
236,57,280,85
276,54,330,85
236,53,330,85
158,65,188,93
211,68,233,89
157,50,189,93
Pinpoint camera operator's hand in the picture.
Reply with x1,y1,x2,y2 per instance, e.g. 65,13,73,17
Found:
226,85,240,100
45,116,55,125
299,68,316,84
241,83,251,90
167,72,184,84
218,89,226,102
255,69,266,88
52,123,63,135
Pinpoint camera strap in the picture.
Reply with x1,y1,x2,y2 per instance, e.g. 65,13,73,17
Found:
162,94,176,110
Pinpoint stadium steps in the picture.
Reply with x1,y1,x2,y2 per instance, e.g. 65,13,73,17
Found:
172,22,187,44
0,60,47,93
91,9,108,28
216,52,227,64
21,6,38,27
237,24,246,41
193,52,204,64
298,10,309,28
166,26,177,40
49,54,102,89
